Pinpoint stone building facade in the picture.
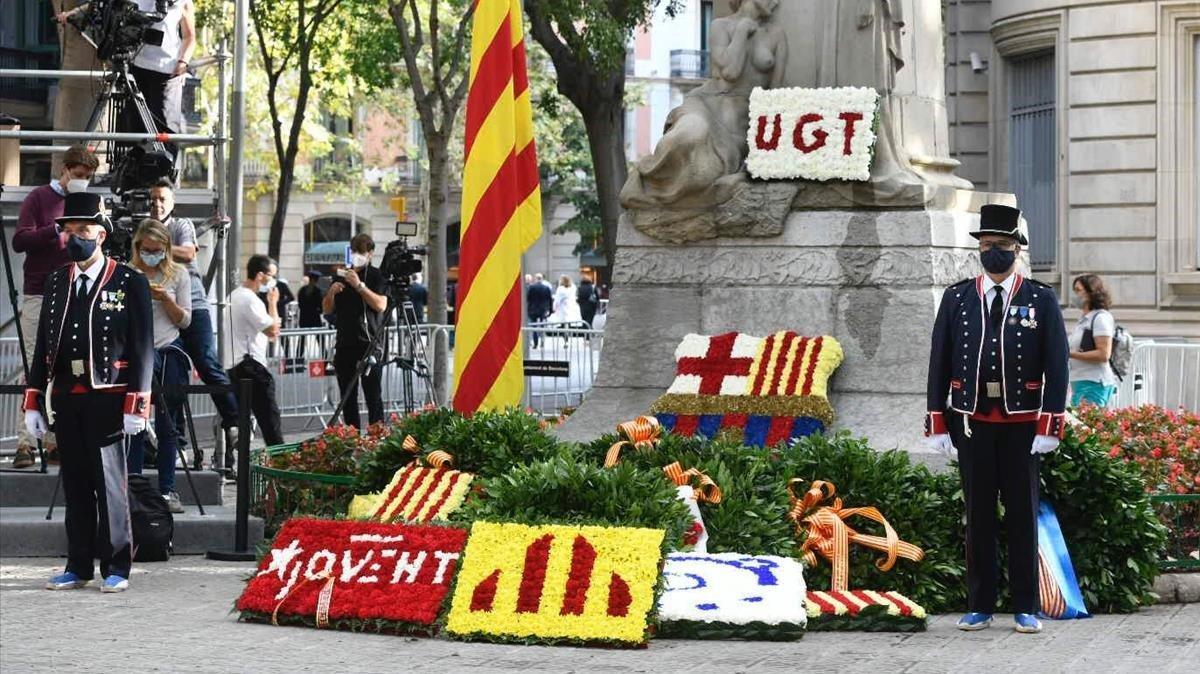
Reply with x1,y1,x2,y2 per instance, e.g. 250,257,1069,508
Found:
945,0,1199,337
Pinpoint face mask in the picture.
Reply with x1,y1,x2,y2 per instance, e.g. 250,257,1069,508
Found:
66,178,90,193
1069,294,1085,309
260,278,277,292
66,235,98,262
350,253,369,269
141,251,166,267
980,247,1016,274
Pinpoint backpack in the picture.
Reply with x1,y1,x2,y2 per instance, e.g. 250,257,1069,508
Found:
1085,311,1133,382
128,474,174,562
1109,323,1133,382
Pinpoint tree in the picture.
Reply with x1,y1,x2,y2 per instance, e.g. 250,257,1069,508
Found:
249,0,355,260
346,0,475,403
523,0,681,271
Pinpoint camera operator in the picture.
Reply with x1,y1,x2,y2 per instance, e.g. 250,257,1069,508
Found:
56,1,196,143
322,233,387,430
9,145,99,469
149,178,240,471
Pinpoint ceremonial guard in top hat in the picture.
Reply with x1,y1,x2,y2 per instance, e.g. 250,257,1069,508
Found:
22,192,154,593
924,204,1069,634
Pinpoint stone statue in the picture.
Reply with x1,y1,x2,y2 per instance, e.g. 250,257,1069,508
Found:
620,0,794,242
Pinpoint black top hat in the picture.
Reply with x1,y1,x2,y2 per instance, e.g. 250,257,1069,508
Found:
55,192,111,233
971,204,1027,245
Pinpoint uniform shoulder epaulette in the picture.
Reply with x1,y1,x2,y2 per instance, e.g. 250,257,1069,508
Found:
1025,278,1054,289
948,277,974,289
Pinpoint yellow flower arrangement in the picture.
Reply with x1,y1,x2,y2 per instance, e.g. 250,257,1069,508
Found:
445,521,665,645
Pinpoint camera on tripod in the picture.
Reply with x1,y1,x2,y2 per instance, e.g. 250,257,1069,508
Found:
68,0,166,63
102,189,152,261
379,221,427,289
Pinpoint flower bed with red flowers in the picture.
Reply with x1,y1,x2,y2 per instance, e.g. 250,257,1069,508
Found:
1073,404,1199,565
237,518,468,634
254,422,395,533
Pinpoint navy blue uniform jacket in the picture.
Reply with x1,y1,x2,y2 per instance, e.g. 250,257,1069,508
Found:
925,274,1069,439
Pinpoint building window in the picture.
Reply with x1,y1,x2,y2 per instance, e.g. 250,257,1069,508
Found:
701,1,713,52
302,217,354,270
1008,51,1057,269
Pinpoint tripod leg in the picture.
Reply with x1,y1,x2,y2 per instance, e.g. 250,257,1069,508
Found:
178,396,206,516
45,469,62,521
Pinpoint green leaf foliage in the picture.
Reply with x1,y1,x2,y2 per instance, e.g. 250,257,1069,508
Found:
455,456,692,557
352,408,566,493
1039,426,1167,612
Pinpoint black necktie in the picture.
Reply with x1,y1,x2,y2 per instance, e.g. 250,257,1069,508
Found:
989,285,1003,331
77,276,89,305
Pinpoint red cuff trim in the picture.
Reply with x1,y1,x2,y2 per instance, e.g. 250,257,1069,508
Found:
1037,412,1066,439
925,411,947,436
22,389,43,412
124,392,151,418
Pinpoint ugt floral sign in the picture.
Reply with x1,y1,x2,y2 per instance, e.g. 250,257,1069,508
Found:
746,86,880,182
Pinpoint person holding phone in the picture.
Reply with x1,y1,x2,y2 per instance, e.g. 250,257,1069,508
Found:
322,233,387,429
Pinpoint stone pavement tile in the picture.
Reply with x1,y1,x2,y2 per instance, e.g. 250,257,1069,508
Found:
3,557,1199,674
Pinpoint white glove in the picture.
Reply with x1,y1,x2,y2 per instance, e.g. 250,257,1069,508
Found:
927,433,956,458
123,414,147,436
24,410,48,439
1031,434,1060,455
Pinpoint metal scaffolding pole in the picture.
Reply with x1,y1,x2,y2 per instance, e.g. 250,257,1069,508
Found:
214,38,231,368
0,129,219,144
227,0,248,298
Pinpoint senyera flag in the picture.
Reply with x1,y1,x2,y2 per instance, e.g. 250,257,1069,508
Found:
452,0,542,413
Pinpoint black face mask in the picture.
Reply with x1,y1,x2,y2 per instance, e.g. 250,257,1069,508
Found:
66,235,98,262
980,247,1016,274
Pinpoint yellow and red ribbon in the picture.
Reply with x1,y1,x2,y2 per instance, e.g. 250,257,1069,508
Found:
604,416,661,467
787,479,924,592
402,434,455,469
271,569,336,628
662,462,723,504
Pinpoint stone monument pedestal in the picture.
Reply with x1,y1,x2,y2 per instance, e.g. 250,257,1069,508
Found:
556,191,1014,454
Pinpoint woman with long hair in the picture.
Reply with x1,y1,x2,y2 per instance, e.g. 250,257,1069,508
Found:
552,275,582,324
128,219,193,513
1068,274,1118,407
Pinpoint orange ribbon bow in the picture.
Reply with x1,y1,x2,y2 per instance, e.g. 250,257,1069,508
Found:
788,479,925,592
271,569,336,629
402,434,454,469
662,462,723,504
604,416,661,467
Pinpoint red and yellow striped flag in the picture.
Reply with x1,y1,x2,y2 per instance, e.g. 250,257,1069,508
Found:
452,0,542,412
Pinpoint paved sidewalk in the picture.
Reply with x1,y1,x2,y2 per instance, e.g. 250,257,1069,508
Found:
1,556,1196,673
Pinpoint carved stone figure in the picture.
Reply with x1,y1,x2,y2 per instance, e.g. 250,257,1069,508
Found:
620,0,792,242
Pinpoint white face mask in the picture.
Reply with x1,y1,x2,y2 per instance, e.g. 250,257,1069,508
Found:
261,278,277,292
350,253,369,269
66,178,90,193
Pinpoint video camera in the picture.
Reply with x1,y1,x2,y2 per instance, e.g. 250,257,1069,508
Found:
379,221,426,290
102,190,152,262
68,0,166,64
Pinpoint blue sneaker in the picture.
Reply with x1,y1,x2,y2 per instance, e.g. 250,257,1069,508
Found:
956,612,993,631
46,571,88,590
100,575,129,593
1014,613,1043,633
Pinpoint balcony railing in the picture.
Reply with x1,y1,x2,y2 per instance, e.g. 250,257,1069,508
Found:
670,49,709,80
0,48,55,103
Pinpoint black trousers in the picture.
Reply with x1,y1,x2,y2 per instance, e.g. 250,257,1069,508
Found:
52,391,132,580
228,358,284,447
334,342,384,429
948,413,1040,614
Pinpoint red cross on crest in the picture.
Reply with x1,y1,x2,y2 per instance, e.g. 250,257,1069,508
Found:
676,332,754,395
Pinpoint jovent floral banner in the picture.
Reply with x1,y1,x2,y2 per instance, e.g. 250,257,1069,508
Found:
445,522,665,645
236,518,468,632
657,553,807,640
746,86,880,181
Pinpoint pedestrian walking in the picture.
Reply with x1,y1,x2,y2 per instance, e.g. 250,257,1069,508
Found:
1068,274,1119,407
552,275,581,324
526,273,552,348
924,204,1069,635
577,275,599,328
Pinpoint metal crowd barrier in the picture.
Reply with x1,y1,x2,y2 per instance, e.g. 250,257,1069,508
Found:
1111,342,1200,412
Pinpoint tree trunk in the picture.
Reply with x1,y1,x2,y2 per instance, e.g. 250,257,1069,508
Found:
267,159,296,261
424,141,451,404
580,102,627,275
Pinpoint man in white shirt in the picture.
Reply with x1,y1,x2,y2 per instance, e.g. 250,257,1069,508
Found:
226,254,283,449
